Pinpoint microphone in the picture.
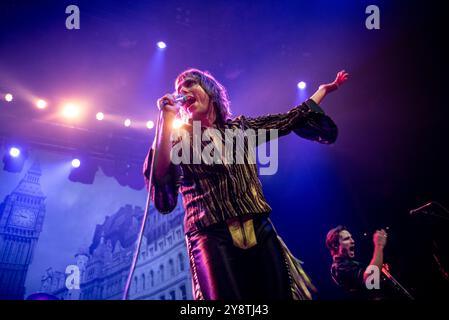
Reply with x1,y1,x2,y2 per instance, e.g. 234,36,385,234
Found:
173,94,187,104
160,94,187,107
409,202,433,216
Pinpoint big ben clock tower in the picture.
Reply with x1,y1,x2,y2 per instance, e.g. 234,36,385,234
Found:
0,161,46,299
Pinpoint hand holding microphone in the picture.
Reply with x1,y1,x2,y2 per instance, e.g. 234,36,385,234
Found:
157,93,187,115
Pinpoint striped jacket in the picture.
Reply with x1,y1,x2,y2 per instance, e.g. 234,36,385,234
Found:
143,98,337,235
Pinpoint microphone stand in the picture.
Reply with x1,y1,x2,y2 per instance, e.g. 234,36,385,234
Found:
122,109,164,300
410,201,449,222
381,264,415,300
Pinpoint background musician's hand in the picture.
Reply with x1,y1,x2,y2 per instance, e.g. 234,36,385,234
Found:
373,229,388,248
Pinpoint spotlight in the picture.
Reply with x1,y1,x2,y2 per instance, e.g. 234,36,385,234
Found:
96,112,104,121
69,157,98,184
157,41,167,49
146,120,154,129
9,147,21,157
124,119,131,127
297,81,307,90
5,93,13,102
71,158,81,168
36,99,47,109
62,103,80,118
3,146,27,173
173,118,183,129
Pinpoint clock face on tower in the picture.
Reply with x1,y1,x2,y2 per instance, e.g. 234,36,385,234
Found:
9,207,36,229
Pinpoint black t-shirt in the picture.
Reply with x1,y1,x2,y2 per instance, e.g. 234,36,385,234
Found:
331,256,367,299
330,256,406,300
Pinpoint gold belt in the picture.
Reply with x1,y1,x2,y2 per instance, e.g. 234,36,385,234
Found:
226,217,258,249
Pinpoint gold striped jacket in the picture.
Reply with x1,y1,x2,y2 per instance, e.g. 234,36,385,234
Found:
143,98,337,235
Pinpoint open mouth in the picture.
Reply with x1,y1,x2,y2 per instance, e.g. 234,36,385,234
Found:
349,245,355,253
183,96,196,109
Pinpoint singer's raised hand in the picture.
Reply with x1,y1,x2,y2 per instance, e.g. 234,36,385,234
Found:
310,70,349,105
319,70,349,94
157,93,180,115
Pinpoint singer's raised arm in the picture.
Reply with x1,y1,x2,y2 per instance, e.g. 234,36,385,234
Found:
235,70,348,145
236,98,337,144
142,95,181,214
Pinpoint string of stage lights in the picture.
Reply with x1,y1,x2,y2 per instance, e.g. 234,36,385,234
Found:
1,92,157,130
0,41,176,134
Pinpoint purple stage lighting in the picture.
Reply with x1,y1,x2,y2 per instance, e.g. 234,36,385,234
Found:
5,93,13,102
297,81,307,90
72,159,81,168
157,41,167,49
9,147,20,157
3,146,27,172
146,120,154,129
36,99,47,109
96,112,104,121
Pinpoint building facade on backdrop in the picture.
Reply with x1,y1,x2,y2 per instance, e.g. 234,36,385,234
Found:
40,202,192,300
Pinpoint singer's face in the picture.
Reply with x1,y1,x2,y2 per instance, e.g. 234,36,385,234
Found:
176,77,212,120
338,230,355,258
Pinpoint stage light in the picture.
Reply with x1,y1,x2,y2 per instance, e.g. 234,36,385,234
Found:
157,41,167,49
3,146,28,173
124,119,131,127
297,81,307,90
5,93,13,102
9,147,21,157
36,99,47,109
71,158,81,168
62,103,80,118
146,120,155,129
173,118,183,129
96,112,104,121
69,157,98,184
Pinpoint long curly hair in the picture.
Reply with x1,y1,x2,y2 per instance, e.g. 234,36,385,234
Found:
175,68,231,125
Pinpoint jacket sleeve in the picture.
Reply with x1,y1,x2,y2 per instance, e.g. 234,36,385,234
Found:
142,148,181,214
236,98,338,144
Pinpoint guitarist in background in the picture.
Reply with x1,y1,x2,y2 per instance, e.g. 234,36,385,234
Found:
325,225,389,299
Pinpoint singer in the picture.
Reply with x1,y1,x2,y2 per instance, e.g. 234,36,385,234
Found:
143,68,348,300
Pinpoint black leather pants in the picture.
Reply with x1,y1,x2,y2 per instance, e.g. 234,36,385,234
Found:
186,215,292,300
